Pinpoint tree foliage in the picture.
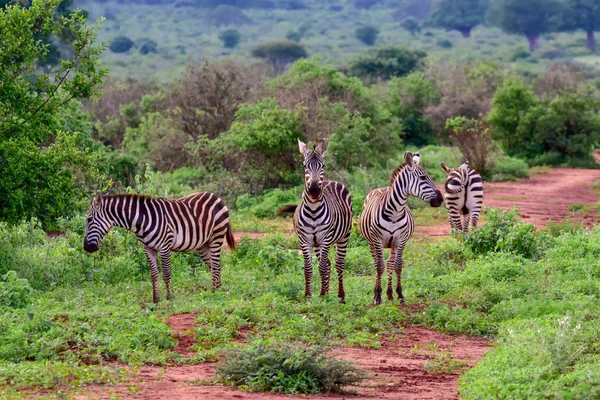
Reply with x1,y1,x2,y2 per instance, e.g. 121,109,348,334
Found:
561,0,600,52
348,47,427,83
428,0,488,38
401,17,421,36
489,78,600,165
0,0,107,226
486,0,563,51
445,116,494,173
219,29,241,48
355,25,379,46
251,40,307,72
109,36,134,53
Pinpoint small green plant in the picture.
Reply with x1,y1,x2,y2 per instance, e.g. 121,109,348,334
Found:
0,271,33,308
424,352,468,374
215,342,367,394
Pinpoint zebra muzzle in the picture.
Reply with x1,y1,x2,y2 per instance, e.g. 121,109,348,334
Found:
83,240,99,253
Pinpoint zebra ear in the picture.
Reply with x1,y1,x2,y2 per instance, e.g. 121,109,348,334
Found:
440,162,450,173
298,139,309,156
315,139,328,154
93,191,103,205
404,152,414,168
413,152,420,165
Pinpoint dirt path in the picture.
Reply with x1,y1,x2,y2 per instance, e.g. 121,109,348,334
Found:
416,167,600,238
78,315,490,400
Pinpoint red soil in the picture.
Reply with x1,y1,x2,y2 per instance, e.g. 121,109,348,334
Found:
76,325,490,400
167,314,197,359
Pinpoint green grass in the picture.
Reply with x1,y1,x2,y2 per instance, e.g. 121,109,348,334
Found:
3,207,600,397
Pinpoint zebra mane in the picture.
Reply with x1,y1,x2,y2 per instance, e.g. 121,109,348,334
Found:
102,193,160,201
389,163,410,186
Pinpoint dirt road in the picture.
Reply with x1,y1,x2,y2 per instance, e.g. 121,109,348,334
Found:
417,167,600,238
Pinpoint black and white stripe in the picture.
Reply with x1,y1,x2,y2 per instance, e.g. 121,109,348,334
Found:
359,152,443,305
278,139,352,302
440,161,484,235
83,191,235,303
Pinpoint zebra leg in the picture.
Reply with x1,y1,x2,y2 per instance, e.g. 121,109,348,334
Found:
318,244,332,296
471,211,480,228
159,249,173,300
197,246,211,273
208,239,225,291
300,241,313,297
335,238,348,303
463,213,471,234
394,245,406,303
386,244,397,301
369,242,384,305
144,247,160,303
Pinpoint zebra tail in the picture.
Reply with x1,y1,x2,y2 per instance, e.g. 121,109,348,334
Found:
226,221,236,251
276,204,298,215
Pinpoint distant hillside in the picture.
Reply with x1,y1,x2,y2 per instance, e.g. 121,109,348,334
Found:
75,0,600,81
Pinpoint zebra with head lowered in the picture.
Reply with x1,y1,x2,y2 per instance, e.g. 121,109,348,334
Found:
360,152,443,305
440,161,484,235
277,139,352,302
83,192,235,303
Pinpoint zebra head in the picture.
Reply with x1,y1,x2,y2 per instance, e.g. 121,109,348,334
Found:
298,139,327,201
441,162,467,194
83,192,111,253
401,152,443,207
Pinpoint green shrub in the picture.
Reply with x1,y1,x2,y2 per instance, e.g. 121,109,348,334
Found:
0,271,33,308
109,36,134,53
464,208,549,259
251,40,307,71
348,47,427,82
355,26,379,46
436,38,453,48
486,154,529,181
136,38,158,54
219,29,241,48
236,187,301,218
215,342,367,394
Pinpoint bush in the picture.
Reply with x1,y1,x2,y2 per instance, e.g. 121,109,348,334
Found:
436,38,453,48
489,78,600,166
348,47,427,83
109,36,134,53
215,342,367,394
401,17,421,36
285,30,303,42
136,38,157,54
0,271,33,308
355,25,379,46
486,155,529,181
386,72,439,146
219,29,241,48
464,208,549,259
445,117,493,173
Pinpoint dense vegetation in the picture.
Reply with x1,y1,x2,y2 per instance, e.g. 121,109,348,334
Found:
3,0,600,398
72,0,600,81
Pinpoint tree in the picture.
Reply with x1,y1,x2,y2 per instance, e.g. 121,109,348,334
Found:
210,5,251,27
251,40,307,72
355,26,379,46
486,0,562,52
445,117,493,173
348,47,427,83
561,0,600,52
109,36,134,53
428,0,488,38
401,17,421,36
219,29,241,48
136,38,158,54
0,0,107,226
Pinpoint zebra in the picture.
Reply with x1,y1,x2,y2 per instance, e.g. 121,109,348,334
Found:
440,161,484,235
277,139,352,302
359,151,443,305
83,191,235,303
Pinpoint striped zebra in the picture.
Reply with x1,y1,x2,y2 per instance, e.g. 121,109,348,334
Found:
277,139,352,302
440,161,484,235
360,152,443,305
83,191,235,303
